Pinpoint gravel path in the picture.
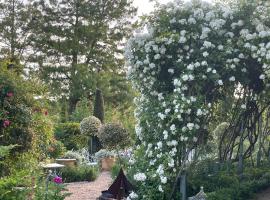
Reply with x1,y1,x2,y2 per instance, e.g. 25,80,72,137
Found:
253,187,270,200
65,171,112,200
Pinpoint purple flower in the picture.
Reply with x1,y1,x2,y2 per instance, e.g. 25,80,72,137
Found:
6,92,13,97
3,120,11,128
53,176,62,184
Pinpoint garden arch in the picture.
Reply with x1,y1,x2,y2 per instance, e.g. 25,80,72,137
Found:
125,0,270,199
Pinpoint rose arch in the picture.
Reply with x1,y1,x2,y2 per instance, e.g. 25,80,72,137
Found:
125,0,270,199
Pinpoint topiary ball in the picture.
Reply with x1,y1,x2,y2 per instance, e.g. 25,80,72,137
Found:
80,116,101,136
99,123,130,150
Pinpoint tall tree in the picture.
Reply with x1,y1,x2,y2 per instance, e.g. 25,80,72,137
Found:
0,0,33,60
30,0,136,113
93,88,104,123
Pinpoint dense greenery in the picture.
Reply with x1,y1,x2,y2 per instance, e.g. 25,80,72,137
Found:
187,160,270,200
62,166,98,183
55,122,88,150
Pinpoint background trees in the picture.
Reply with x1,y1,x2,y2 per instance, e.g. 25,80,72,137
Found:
28,0,136,113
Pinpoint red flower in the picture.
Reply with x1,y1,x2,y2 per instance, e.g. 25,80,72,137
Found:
44,110,48,116
53,176,62,184
6,92,13,97
3,120,11,128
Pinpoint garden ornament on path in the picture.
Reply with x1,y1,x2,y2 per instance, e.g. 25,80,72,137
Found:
99,168,133,200
124,0,270,199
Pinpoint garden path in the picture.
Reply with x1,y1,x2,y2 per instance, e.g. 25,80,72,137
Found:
65,171,112,200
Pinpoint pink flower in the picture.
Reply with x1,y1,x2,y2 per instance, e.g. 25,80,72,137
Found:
3,120,11,128
53,176,62,184
6,92,13,97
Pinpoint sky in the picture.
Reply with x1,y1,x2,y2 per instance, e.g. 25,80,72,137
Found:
133,0,171,15
134,0,213,16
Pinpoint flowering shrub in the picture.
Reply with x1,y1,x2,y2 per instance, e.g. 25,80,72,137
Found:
80,116,101,136
125,0,270,198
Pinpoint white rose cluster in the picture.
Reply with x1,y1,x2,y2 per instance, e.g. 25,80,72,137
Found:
125,0,270,199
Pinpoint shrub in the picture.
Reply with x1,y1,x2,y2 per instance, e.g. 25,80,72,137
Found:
94,149,116,161
47,139,66,159
61,165,98,182
80,116,101,136
55,122,87,150
99,123,130,150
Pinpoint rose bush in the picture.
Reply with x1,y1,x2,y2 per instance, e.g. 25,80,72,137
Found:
125,0,270,198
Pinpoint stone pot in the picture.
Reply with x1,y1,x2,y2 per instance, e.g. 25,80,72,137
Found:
101,157,116,171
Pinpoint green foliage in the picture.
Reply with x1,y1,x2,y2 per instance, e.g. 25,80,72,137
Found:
55,122,88,150
99,123,130,150
0,61,34,153
0,1,32,59
47,140,66,159
31,112,55,160
187,160,270,200
80,116,102,137
0,144,16,158
105,105,135,141
61,165,99,183
70,98,92,122
0,171,29,200
93,89,105,123
34,174,70,200
30,0,137,112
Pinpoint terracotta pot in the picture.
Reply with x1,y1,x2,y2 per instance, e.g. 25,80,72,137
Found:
55,159,77,168
101,157,116,171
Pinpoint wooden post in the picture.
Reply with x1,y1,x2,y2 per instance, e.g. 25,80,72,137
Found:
180,170,187,200
238,122,244,179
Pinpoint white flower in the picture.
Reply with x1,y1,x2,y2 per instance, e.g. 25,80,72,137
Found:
179,36,187,43
229,76,235,81
158,185,164,192
218,80,223,85
187,123,194,130
157,141,163,149
203,41,212,48
168,159,175,167
161,176,167,184
187,64,194,70
182,74,189,81
170,124,176,131
259,74,265,80
154,54,161,60
134,173,146,181
128,192,138,199
189,75,194,80
163,130,168,140
197,109,203,116
149,63,156,69
203,52,209,57
218,45,224,50
201,61,207,66
168,68,174,74
165,108,171,114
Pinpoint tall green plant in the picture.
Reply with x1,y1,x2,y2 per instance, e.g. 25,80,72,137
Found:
93,89,105,123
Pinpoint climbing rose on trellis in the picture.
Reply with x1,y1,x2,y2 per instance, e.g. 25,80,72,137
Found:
125,0,270,199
